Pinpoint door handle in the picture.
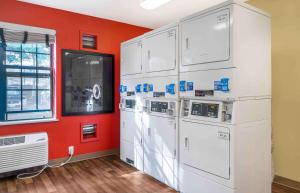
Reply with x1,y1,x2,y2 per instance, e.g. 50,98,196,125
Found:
185,38,190,50
184,137,189,150
148,127,151,137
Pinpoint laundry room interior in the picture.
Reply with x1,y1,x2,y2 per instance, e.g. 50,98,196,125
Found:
0,0,299,193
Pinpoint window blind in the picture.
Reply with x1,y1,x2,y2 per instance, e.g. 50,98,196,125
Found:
0,22,55,46
0,28,55,45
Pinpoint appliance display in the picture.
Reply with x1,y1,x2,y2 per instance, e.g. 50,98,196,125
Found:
125,99,136,109
151,101,168,113
62,49,114,116
191,102,219,118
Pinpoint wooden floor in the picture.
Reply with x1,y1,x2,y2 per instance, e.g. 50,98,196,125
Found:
0,155,298,193
272,183,300,193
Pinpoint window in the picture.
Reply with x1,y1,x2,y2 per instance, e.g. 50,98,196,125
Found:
0,25,55,122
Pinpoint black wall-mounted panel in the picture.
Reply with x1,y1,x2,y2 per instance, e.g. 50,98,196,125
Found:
62,49,114,116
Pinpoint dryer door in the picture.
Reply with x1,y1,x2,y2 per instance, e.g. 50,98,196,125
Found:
121,40,142,76
143,29,176,73
181,9,230,66
180,120,230,179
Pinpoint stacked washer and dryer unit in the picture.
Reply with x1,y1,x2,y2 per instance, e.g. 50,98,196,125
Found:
120,23,179,189
120,1,271,193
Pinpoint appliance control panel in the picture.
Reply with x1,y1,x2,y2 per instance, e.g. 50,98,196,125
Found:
125,99,136,109
151,101,168,113
191,103,219,118
120,98,140,111
181,99,233,123
145,100,177,116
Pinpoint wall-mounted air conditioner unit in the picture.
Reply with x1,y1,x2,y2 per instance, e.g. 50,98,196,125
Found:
0,132,48,174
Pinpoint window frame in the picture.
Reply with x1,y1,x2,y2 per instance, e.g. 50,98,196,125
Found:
0,43,55,122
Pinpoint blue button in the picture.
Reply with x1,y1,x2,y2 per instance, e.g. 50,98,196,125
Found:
120,85,127,93
166,84,175,95
135,84,142,93
179,81,186,92
214,78,230,92
119,85,123,93
149,84,153,92
143,84,153,93
143,83,148,93
187,82,194,91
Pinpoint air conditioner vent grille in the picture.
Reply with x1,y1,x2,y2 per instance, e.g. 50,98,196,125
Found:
0,133,48,174
0,145,47,171
0,136,25,146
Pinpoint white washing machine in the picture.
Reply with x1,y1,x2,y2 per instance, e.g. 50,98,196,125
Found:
143,97,179,189
179,98,271,193
120,77,145,171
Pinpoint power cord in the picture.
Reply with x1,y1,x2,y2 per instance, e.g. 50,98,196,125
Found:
17,154,73,180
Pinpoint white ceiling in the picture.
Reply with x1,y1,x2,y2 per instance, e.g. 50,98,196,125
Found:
18,0,247,29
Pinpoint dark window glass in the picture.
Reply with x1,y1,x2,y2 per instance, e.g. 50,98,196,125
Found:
62,50,114,115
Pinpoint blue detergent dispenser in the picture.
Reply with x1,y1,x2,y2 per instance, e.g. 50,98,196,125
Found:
135,84,142,93
143,83,153,93
179,81,193,92
214,78,230,92
166,83,176,95
120,85,127,93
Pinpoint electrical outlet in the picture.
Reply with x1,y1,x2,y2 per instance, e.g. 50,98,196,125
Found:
68,146,74,155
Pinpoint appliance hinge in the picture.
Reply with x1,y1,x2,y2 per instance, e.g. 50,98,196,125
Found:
229,167,231,176
174,123,176,129
174,149,176,157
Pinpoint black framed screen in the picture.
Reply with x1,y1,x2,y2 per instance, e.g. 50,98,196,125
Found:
62,49,114,116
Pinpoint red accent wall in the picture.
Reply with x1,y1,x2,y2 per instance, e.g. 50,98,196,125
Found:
0,0,150,160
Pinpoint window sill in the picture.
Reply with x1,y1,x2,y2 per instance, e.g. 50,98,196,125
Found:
0,118,59,126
